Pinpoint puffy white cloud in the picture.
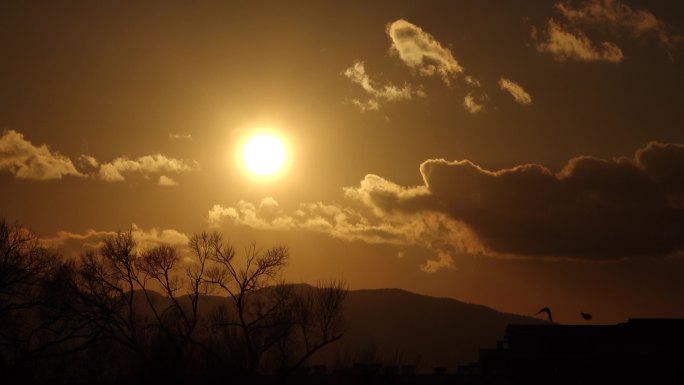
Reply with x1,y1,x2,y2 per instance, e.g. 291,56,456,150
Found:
207,204,239,227
207,198,295,230
98,154,198,182
78,155,99,169
130,224,190,251
0,130,199,185
499,77,533,105
0,130,85,180
206,191,479,273
158,175,179,186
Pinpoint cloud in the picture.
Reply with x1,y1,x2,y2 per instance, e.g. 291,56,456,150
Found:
350,142,684,261
207,198,295,230
351,99,381,112
555,0,683,48
129,224,190,252
343,61,425,111
211,142,684,265
498,77,533,105
536,19,624,62
0,130,85,180
98,154,199,182
420,251,457,273
344,19,487,114
42,229,116,255
158,175,179,186
535,0,681,62
43,224,190,257
207,191,481,273
169,133,192,140
386,19,464,84
0,130,200,185
76,154,101,176
463,93,486,114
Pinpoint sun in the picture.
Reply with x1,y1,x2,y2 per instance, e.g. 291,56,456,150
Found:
241,133,288,177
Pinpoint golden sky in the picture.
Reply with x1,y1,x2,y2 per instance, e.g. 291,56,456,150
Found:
2,0,684,324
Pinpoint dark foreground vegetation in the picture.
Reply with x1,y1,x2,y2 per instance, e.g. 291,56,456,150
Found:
0,219,347,385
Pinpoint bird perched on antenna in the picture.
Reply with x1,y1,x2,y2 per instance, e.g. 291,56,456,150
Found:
581,312,592,321
536,307,553,323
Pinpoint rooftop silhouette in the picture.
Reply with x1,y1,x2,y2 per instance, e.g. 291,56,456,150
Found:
477,318,684,384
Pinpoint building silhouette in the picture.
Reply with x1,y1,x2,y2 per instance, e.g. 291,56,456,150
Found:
476,318,684,384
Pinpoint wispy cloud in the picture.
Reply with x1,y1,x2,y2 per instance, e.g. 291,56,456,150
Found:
499,77,533,105
344,19,489,114
0,130,85,180
169,133,192,140
535,0,681,62
351,99,381,112
463,93,486,114
535,19,624,62
386,19,465,84
343,61,424,111
43,224,190,257
556,0,683,48
420,251,457,273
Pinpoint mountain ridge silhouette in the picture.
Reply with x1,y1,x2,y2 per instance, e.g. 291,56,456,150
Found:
135,284,544,370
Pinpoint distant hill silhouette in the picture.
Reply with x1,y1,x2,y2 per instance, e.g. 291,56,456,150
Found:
134,285,545,372
320,288,545,370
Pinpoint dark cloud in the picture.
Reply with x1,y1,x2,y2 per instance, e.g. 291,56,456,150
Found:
555,0,683,48
352,142,684,261
534,0,682,62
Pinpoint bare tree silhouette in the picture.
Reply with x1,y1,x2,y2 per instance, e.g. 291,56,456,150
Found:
0,220,348,384
0,220,93,382
191,231,348,377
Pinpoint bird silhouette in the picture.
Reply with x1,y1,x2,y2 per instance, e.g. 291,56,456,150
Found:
536,307,553,323
581,312,592,321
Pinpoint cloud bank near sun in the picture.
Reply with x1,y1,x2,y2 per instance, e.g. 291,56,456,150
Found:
209,141,684,270
0,130,199,185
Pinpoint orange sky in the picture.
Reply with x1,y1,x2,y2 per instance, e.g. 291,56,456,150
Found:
2,0,684,324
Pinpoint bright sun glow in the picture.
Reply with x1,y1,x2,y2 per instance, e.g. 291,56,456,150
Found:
242,133,287,176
